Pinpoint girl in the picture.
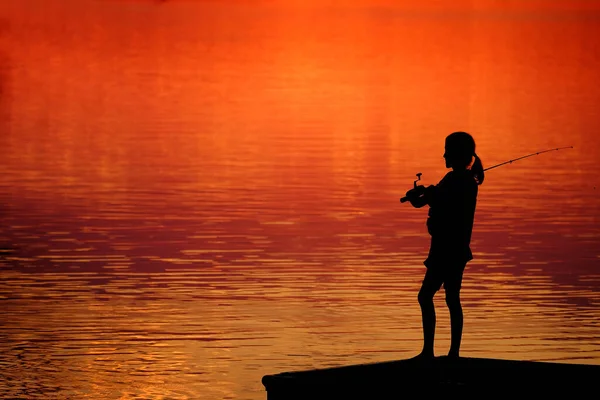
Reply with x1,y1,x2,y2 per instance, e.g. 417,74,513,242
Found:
405,131,484,358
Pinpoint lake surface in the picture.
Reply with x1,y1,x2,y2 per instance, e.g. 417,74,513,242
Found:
1,1,599,399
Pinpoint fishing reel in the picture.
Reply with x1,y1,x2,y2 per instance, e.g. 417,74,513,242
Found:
400,172,424,203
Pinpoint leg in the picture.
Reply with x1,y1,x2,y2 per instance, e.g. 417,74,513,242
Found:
444,265,466,358
418,270,442,357
445,290,463,358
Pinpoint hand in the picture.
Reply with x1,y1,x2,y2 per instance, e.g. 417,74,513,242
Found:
405,185,426,199
413,185,426,195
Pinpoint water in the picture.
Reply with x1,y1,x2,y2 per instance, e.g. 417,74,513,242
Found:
1,1,599,399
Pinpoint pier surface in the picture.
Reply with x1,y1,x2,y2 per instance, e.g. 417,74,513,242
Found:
262,356,599,399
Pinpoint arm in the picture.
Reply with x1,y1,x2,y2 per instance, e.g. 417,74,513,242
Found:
406,185,435,208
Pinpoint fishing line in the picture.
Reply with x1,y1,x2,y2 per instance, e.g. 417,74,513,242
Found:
483,146,573,172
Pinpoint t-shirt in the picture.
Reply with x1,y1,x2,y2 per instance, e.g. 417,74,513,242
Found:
423,169,478,269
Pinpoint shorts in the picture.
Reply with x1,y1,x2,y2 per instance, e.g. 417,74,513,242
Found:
421,263,466,294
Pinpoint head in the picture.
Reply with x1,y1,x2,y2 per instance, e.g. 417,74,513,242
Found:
444,131,485,184
444,131,475,169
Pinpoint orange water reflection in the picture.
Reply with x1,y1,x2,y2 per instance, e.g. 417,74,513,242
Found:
0,1,599,399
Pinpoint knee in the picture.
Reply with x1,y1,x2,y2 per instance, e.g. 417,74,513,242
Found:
445,292,461,309
418,289,434,307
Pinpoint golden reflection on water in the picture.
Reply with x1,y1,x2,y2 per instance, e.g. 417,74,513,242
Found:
1,1,600,399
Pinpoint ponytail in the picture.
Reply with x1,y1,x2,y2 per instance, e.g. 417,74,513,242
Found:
472,153,484,185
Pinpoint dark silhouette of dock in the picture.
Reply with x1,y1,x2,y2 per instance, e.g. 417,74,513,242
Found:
262,356,599,399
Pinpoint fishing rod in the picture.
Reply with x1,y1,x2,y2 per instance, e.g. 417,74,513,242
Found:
483,146,573,172
400,145,573,203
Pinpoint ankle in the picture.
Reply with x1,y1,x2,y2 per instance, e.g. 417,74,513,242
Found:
447,350,460,358
419,349,435,358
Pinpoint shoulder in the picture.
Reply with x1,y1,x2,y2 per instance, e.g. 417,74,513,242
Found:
464,171,479,196
455,170,477,184
445,170,478,192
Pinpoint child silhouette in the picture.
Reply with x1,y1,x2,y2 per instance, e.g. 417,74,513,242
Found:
405,131,484,358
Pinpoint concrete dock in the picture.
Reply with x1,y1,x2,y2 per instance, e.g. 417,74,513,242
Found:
262,356,599,399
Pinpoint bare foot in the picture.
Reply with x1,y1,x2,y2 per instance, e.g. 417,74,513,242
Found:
412,351,435,360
